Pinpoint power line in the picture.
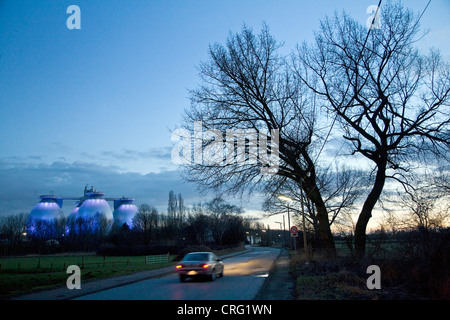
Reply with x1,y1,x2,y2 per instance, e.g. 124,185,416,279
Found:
306,0,383,180
418,0,432,23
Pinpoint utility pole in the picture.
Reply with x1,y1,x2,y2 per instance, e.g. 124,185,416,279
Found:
277,195,297,251
288,206,292,250
275,221,283,246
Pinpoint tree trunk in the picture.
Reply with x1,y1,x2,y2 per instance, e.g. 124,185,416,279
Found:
354,159,386,258
303,176,336,257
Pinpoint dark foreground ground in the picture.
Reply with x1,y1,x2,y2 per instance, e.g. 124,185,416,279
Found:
290,253,449,300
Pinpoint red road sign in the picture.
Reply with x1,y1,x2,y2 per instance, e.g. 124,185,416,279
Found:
290,226,298,234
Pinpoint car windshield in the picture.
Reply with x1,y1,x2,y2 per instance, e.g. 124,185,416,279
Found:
183,253,209,261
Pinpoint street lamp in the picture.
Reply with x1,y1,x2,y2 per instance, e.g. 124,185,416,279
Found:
277,195,293,202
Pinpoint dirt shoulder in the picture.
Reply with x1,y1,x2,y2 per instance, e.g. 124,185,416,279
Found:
255,248,296,300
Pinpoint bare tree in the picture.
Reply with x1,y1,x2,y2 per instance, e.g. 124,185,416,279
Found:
0,213,27,255
132,204,159,245
167,191,185,236
206,196,242,245
177,24,337,256
404,191,446,231
383,168,450,231
295,1,450,257
432,164,450,196
187,203,211,244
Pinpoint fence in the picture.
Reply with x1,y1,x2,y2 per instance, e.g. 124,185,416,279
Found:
145,253,170,265
0,255,153,273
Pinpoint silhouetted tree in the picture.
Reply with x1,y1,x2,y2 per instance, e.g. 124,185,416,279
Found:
132,204,159,245
178,24,337,256
0,213,27,255
295,1,450,257
207,196,242,245
187,203,212,244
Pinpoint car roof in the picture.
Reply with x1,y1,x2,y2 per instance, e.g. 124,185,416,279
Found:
185,252,212,254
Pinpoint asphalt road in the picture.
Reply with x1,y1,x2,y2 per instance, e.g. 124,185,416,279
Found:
76,247,280,300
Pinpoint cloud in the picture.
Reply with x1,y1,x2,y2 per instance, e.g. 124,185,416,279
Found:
95,146,176,174
0,158,199,217
101,146,173,162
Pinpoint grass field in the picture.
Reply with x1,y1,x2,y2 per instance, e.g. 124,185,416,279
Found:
0,254,176,299
0,245,248,299
334,239,403,258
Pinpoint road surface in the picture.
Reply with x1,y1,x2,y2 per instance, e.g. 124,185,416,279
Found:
76,247,280,300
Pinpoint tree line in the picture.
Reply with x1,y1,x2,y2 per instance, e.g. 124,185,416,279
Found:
130,193,248,248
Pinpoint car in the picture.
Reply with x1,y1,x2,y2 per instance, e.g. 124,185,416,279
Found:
176,252,224,282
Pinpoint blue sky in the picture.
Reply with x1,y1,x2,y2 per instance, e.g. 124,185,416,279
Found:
0,0,449,223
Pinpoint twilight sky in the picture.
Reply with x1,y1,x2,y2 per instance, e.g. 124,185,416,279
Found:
0,0,449,227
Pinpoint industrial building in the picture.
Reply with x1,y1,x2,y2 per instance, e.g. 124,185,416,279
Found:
26,186,138,235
